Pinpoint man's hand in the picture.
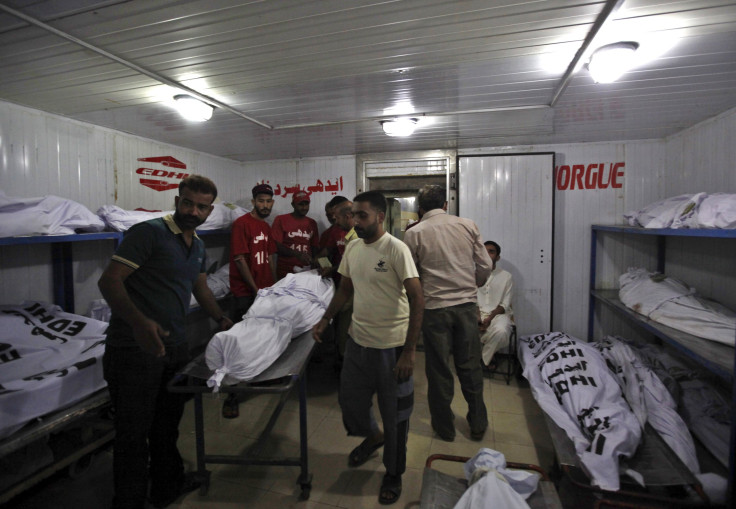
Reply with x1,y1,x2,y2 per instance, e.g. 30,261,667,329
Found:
132,318,169,357
312,317,329,343
478,315,490,332
394,348,415,380
218,316,234,331
296,252,312,265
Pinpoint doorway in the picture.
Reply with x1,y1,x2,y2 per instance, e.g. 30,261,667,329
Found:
458,153,555,336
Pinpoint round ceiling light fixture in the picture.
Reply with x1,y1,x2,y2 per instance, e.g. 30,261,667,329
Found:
587,41,640,84
174,94,215,121
381,117,419,137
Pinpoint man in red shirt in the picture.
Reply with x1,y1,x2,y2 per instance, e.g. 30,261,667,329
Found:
229,183,277,320
319,197,338,251
224,183,277,418
317,196,353,279
271,190,320,280
316,196,356,368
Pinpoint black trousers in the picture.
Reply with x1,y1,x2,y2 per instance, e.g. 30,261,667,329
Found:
103,342,189,509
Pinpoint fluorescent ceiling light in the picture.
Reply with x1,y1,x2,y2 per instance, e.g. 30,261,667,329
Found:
587,42,639,83
174,94,214,121
381,117,418,137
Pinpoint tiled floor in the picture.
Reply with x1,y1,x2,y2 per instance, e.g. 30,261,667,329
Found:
5,351,554,508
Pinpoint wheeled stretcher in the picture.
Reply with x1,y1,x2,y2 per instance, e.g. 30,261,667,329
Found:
167,330,316,500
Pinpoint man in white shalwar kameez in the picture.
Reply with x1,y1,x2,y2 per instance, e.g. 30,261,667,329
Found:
478,241,514,369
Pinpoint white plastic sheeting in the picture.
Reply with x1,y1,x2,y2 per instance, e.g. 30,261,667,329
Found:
453,448,540,509
205,270,333,388
624,192,736,229
0,190,105,237
189,264,230,307
97,203,248,232
623,193,705,228
519,332,641,491
593,336,699,474
0,301,108,439
619,268,736,345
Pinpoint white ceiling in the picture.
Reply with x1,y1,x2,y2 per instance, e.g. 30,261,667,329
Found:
0,0,735,162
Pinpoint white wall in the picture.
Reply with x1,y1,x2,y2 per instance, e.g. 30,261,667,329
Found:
662,108,736,312
1,98,734,339
0,101,356,313
461,139,666,339
458,106,736,340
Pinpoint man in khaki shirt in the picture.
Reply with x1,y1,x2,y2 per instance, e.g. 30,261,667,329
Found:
403,184,493,442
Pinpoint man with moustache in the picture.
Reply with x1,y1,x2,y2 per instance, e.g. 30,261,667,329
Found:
271,190,320,280
98,175,233,509
223,183,278,417
312,191,423,505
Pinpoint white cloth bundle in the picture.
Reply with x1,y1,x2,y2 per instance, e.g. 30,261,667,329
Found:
189,264,230,307
0,301,108,439
619,268,736,345
625,192,736,229
205,270,334,389
519,332,641,491
594,336,699,474
624,193,705,229
97,203,248,231
674,193,736,229
0,190,105,237
453,448,540,509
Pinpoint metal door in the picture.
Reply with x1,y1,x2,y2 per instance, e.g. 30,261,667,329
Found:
458,154,554,336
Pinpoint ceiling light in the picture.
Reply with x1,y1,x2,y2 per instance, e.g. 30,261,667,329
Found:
587,42,639,83
381,118,418,137
174,94,214,121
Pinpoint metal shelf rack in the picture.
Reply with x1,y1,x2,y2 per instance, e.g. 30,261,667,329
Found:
588,224,736,505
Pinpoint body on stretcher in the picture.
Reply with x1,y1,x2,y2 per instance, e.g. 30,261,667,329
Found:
167,330,316,500
543,414,709,506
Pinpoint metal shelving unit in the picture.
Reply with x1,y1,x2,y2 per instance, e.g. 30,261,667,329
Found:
0,227,233,503
0,228,231,313
588,224,736,505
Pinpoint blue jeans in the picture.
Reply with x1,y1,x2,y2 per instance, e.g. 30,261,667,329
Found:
103,342,190,509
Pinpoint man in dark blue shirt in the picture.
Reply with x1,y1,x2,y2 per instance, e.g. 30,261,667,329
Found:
99,175,233,509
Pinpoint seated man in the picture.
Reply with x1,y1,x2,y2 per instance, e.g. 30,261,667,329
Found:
478,241,514,369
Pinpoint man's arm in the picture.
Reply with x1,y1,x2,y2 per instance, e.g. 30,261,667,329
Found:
472,228,493,286
234,255,259,294
98,261,168,357
192,273,233,331
394,277,424,379
312,276,354,343
269,253,277,282
275,241,311,264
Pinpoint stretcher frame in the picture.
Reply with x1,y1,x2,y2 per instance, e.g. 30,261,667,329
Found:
542,413,710,507
167,330,315,500
419,453,563,508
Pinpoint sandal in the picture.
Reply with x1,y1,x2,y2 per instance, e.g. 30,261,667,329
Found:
221,394,239,419
348,437,384,467
378,473,402,505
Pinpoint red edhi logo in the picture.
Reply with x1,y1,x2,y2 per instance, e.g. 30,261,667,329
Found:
136,156,189,192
